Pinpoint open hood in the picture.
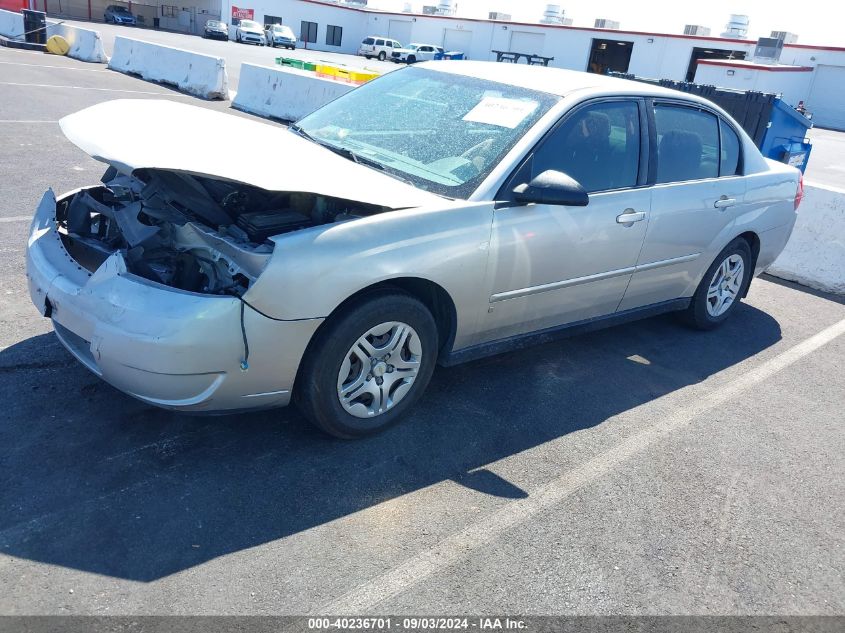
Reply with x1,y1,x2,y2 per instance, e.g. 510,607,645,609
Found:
59,99,444,210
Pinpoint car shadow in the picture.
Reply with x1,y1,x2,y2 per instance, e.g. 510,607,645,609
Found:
0,303,781,582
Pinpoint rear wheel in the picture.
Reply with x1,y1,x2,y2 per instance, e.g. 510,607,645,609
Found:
378,51,386,61
681,238,752,330
295,292,438,439
407,55,416,64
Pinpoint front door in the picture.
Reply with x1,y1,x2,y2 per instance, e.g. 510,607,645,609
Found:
477,99,651,343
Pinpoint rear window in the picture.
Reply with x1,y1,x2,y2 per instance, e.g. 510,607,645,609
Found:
363,37,374,45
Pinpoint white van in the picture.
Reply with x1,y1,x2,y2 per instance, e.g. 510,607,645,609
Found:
357,36,402,61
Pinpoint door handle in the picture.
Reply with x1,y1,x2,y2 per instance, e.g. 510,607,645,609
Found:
616,209,646,225
714,196,737,209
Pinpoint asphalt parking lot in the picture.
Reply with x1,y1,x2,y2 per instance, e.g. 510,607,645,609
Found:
0,46,844,616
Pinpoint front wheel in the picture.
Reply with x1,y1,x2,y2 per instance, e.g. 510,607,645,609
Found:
294,292,439,439
681,238,752,330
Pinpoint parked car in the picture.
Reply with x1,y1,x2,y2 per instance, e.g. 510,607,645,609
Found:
28,63,801,438
265,24,296,49
391,43,444,64
103,5,136,25
235,19,266,45
203,19,229,41
357,36,402,61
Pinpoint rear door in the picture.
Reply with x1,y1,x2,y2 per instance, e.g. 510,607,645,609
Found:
618,101,746,310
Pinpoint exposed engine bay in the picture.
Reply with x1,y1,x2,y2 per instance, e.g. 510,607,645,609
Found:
56,167,387,295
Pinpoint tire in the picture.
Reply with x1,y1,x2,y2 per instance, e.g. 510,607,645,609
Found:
680,238,752,330
294,291,439,439
378,51,386,61
364,55,371,59
407,55,416,64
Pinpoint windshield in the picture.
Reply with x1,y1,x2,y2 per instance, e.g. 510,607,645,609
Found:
207,20,222,27
240,20,260,29
296,67,558,199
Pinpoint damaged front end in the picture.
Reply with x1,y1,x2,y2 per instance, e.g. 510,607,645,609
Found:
57,167,387,296
24,167,390,411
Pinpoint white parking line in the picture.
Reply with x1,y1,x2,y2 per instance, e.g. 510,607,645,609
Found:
0,120,57,123
0,81,191,97
0,216,33,223
0,60,108,72
322,316,845,614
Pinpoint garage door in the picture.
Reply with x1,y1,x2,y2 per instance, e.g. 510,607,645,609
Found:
443,28,473,54
807,65,845,130
388,20,413,47
509,31,546,56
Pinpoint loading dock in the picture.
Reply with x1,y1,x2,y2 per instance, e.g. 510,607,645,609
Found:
587,38,633,74
685,46,747,81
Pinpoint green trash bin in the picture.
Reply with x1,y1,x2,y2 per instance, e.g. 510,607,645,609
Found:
303,62,317,72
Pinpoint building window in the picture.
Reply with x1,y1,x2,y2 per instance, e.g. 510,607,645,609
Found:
265,14,283,27
326,24,342,47
161,5,178,18
300,21,318,43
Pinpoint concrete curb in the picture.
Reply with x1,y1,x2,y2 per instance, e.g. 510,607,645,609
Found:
768,181,845,295
47,21,108,63
108,35,229,100
232,62,355,122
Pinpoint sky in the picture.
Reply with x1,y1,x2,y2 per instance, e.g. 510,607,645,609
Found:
366,0,845,46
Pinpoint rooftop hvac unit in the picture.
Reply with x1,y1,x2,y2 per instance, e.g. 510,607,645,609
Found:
595,18,620,29
754,36,785,62
489,11,512,21
721,14,749,39
540,4,566,25
436,0,456,16
771,30,798,44
684,24,712,37
422,5,438,15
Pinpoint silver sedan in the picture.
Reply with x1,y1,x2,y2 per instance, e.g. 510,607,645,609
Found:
26,62,801,437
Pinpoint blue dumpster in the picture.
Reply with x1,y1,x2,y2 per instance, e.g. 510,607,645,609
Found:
759,99,812,172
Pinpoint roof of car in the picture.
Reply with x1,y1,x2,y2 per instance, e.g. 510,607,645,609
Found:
417,60,701,101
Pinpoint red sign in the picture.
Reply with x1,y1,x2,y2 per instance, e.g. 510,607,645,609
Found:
231,6,254,20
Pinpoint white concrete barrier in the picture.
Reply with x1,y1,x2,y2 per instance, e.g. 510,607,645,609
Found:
769,182,845,295
232,63,355,122
0,8,24,39
108,36,229,100
47,21,108,63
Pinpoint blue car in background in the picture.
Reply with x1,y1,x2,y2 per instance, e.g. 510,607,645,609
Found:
104,5,136,25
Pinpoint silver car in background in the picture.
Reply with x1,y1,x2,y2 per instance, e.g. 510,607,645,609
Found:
26,63,801,438
265,24,296,49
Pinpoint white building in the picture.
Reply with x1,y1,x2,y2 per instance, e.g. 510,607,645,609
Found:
34,0,845,129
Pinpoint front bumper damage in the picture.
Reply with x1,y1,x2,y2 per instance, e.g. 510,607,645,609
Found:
26,189,323,412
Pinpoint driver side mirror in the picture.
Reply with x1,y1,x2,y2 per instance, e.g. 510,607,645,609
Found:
512,170,589,207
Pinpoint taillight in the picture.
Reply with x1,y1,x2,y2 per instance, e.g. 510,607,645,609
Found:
794,173,804,211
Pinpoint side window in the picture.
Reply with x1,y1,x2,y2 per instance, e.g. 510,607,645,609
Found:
531,101,641,193
375,39,384,46
654,105,719,183
719,119,741,176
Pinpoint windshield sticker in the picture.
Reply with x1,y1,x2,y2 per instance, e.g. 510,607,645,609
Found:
462,97,538,129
